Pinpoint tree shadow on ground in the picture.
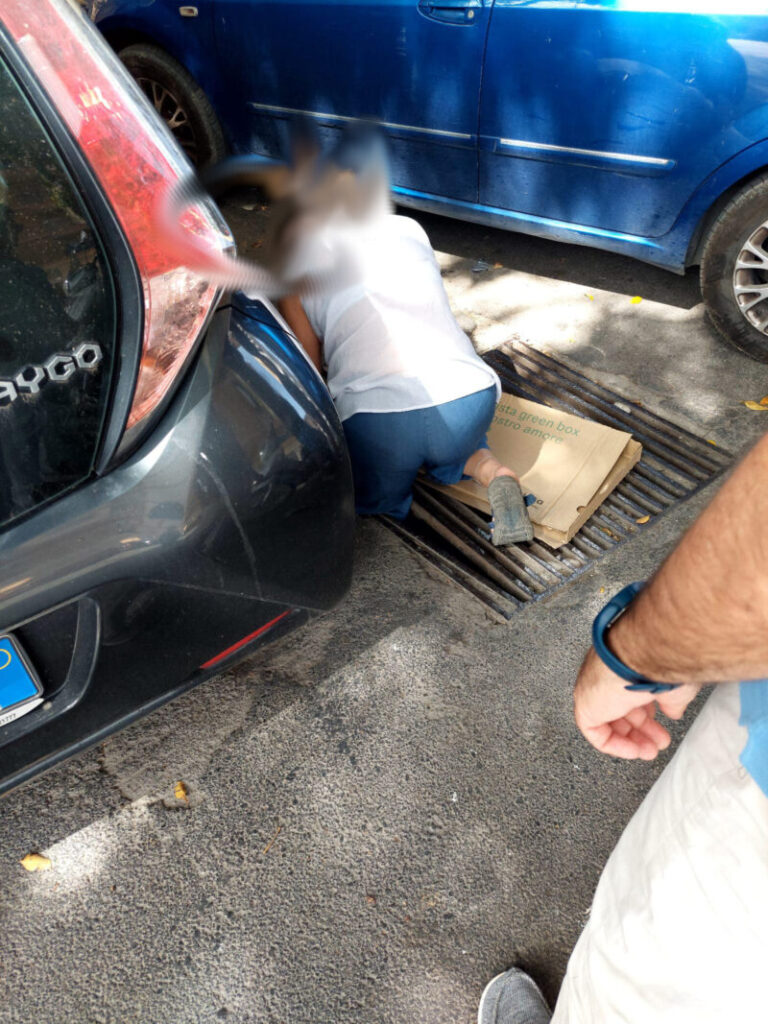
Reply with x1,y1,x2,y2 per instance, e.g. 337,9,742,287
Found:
408,207,702,311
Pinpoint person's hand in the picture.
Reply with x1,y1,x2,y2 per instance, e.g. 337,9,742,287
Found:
574,647,701,760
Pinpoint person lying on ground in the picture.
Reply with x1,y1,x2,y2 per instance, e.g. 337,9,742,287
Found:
277,206,532,545
163,124,534,543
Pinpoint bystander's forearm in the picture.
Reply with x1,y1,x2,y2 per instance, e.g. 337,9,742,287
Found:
608,433,768,686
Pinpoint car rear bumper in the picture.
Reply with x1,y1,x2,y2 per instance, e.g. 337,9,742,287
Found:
0,301,354,794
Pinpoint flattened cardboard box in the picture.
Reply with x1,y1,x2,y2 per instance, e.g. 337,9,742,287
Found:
426,393,642,549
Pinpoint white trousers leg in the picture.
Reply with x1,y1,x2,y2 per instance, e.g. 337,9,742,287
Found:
552,684,768,1024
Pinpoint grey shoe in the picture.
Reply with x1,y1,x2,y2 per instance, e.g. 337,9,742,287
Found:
478,968,552,1024
488,476,534,546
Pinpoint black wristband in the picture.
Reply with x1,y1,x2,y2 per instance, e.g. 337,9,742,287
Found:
592,582,680,694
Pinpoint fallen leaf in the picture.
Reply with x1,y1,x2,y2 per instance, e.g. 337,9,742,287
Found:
706,439,718,446
761,396,768,406
174,780,189,804
598,525,620,541
492,262,503,269
366,894,377,905
742,401,768,411
585,293,594,301
599,586,605,594
630,296,642,304
636,515,650,524
21,853,51,872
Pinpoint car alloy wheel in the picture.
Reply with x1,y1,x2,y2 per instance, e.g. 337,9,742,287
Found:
700,174,768,362
118,43,225,169
733,221,768,336
134,74,199,163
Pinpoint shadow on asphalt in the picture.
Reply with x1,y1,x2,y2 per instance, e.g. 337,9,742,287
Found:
401,207,702,311
0,523,432,847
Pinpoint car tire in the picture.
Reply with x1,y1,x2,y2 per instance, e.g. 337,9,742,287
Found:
118,43,225,168
700,174,768,362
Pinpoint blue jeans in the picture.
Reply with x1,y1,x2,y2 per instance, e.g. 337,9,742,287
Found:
342,385,497,518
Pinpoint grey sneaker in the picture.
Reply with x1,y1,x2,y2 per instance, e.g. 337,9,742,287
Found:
487,476,534,546
478,968,552,1024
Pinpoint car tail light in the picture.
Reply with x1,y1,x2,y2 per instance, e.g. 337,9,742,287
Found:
2,0,232,449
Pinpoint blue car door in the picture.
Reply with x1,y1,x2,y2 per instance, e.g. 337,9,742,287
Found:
478,2,768,240
212,0,492,201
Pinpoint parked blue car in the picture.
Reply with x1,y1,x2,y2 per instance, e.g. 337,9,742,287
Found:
89,1,768,361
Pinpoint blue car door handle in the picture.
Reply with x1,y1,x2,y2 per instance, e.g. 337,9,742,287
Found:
418,0,482,26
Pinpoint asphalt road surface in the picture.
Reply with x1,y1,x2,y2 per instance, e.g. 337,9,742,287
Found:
1,201,766,1024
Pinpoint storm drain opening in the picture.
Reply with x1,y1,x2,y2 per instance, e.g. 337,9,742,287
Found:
380,341,734,620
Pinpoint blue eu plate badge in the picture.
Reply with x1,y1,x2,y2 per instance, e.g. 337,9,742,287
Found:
0,635,43,729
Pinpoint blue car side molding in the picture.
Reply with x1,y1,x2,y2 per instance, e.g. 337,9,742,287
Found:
248,102,475,143
393,185,663,251
496,137,676,171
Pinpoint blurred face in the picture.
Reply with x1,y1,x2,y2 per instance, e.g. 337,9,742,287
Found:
157,124,392,297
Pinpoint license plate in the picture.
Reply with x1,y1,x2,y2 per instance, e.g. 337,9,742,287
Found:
0,635,43,728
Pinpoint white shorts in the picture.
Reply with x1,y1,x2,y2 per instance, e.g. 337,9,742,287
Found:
553,683,768,1024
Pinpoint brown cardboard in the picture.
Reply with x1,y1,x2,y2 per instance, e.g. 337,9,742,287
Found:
424,393,642,548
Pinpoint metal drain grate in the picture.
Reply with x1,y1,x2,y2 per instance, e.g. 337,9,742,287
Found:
380,341,734,619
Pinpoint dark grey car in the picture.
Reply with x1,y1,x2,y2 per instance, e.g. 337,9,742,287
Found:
0,0,354,795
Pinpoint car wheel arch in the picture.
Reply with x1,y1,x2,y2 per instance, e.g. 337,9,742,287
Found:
99,26,155,55
116,41,226,167
683,148,768,269
99,24,211,100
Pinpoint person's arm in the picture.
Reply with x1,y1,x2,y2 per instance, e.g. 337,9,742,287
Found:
574,432,768,760
277,295,323,372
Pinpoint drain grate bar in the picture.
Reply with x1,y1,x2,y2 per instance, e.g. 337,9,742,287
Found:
491,343,726,460
489,359,715,485
487,346,726,480
381,342,734,619
382,513,521,619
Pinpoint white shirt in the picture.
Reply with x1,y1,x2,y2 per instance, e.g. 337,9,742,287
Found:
300,215,500,422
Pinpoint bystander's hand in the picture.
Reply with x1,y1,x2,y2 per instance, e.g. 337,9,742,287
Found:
574,647,701,760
